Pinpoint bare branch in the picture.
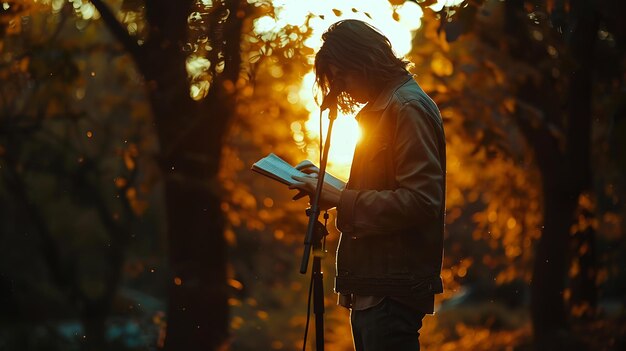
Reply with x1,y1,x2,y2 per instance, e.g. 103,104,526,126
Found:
90,0,145,67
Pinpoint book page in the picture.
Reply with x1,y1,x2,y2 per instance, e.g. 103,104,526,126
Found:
252,153,306,186
295,159,346,190
252,153,345,191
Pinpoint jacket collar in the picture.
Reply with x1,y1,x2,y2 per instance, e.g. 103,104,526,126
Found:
356,74,414,120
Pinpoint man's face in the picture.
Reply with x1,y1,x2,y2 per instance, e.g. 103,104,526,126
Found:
329,65,370,103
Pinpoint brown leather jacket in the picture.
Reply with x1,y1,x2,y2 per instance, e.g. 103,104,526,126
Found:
335,74,446,299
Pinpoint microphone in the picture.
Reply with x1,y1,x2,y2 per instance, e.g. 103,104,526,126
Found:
320,81,344,111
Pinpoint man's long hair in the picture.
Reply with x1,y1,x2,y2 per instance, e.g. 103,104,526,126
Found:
314,19,411,113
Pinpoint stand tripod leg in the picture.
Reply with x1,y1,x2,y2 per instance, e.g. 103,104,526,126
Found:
312,255,324,351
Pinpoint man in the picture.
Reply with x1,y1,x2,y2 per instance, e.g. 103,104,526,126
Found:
290,19,446,351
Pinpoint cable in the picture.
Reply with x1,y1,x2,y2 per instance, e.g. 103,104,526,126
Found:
323,211,329,251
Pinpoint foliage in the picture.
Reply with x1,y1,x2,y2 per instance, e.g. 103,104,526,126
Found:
0,0,165,349
1,0,625,350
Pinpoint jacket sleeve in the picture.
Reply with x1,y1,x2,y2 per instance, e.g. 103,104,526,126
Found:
336,101,444,236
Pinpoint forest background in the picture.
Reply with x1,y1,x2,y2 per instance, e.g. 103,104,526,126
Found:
1,0,625,350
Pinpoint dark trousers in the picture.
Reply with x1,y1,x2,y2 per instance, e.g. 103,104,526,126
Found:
350,298,425,351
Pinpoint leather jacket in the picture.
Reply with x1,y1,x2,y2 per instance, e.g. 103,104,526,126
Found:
334,74,446,299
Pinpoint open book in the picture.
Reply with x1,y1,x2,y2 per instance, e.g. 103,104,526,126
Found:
251,153,345,191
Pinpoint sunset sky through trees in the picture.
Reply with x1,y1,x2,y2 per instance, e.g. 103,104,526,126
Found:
1,0,625,350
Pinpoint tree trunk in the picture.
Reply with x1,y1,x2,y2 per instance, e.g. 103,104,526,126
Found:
530,179,577,347
92,0,243,347
81,301,107,351
564,0,599,320
141,1,242,349
530,1,599,348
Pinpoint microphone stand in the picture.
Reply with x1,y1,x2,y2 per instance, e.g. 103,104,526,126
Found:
300,102,338,351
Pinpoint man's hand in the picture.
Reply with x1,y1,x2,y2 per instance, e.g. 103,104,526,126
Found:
289,174,342,210
291,161,321,200
295,161,320,175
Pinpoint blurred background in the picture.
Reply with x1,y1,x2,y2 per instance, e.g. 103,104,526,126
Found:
1,0,625,350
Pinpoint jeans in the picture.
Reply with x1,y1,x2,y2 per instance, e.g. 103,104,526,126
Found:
350,298,425,351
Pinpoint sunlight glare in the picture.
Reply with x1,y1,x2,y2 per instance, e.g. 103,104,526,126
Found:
298,72,362,179
186,55,211,79
429,0,465,12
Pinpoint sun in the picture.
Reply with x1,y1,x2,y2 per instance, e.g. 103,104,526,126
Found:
294,71,362,180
